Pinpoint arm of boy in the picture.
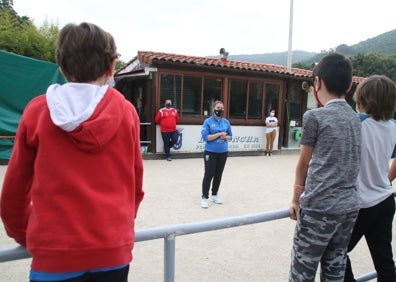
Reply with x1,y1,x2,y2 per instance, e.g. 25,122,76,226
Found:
289,145,313,220
0,122,34,247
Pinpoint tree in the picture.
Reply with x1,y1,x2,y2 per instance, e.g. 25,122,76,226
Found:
0,0,30,24
292,62,311,70
0,3,58,62
36,18,59,62
0,0,14,11
115,60,126,71
351,53,396,82
0,8,29,54
336,44,353,55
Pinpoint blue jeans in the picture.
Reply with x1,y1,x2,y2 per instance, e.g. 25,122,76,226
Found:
30,265,129,282
161,131,178,158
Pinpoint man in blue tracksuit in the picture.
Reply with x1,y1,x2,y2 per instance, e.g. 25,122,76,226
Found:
200,100,232,209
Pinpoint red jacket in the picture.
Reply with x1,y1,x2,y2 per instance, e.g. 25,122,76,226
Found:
155,107,179,132
0,86,144,272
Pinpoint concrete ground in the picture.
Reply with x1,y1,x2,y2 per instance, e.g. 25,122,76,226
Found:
0,153,394,281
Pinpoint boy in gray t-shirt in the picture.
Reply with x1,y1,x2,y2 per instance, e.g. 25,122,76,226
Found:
289,52,361,282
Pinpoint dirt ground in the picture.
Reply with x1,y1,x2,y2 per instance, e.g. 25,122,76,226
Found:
1,153,394,281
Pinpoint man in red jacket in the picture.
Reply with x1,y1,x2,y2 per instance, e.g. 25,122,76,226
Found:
155,99,180,161
0,22,144,282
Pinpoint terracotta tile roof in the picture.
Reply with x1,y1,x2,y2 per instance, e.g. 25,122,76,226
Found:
137,51,313,78
119,51,364,83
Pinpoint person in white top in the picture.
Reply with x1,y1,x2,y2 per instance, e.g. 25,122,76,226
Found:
344,75,396,282
264,108,278,156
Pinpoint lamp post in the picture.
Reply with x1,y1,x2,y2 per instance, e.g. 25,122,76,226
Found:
287,0,294,73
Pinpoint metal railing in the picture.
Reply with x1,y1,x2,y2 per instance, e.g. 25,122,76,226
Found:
0,208,380,282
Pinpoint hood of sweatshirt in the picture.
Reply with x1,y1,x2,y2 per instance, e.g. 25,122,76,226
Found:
46,83,125,152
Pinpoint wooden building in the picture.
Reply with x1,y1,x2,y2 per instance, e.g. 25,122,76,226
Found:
114,51,363,156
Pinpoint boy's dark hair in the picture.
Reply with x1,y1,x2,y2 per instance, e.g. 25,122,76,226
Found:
56,22,118,82
312,52,353,97
354,75,396,121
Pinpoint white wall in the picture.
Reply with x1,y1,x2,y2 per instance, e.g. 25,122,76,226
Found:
155,125,279,154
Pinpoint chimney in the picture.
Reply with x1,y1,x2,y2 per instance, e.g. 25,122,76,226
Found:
219,48,229,61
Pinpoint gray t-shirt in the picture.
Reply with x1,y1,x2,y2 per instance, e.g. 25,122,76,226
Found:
357,115,396,208
299,99,361,214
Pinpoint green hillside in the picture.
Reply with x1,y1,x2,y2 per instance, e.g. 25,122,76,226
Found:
342,29,396,56
227,29,396,66
227,51,316,66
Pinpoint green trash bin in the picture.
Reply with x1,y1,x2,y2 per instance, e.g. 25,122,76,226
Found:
293,129,302,141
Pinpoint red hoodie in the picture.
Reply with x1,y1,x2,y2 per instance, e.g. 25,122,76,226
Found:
155,107,179,132
0,85,144,272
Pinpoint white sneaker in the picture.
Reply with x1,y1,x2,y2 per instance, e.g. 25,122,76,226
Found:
210,195,223,204
201,198,209,209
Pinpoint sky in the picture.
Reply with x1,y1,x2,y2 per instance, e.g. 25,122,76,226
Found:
13,0,396,62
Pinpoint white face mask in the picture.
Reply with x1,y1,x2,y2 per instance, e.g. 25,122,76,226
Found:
270,112,275,117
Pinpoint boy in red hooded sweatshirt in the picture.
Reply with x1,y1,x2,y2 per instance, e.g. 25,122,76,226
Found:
0,22,144,282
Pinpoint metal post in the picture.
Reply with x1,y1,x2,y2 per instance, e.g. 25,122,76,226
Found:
287,0,294,73
356,271,377,282
164,233,176,282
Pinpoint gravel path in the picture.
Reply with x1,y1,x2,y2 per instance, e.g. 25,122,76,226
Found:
1,154,393,281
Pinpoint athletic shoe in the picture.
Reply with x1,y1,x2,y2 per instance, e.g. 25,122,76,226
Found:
201,198,209,209
167,157,172,161
210,195,223,204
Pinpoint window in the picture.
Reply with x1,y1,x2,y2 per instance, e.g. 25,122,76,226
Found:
182,76,202,117
264,84,280,116
229,80,247,119
159,72,281,122
181,76,222,117
203,78,222,116
248,82,263,119
228,80,280,121
287,82,301,123
160,73,222,118
160,74,181,110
